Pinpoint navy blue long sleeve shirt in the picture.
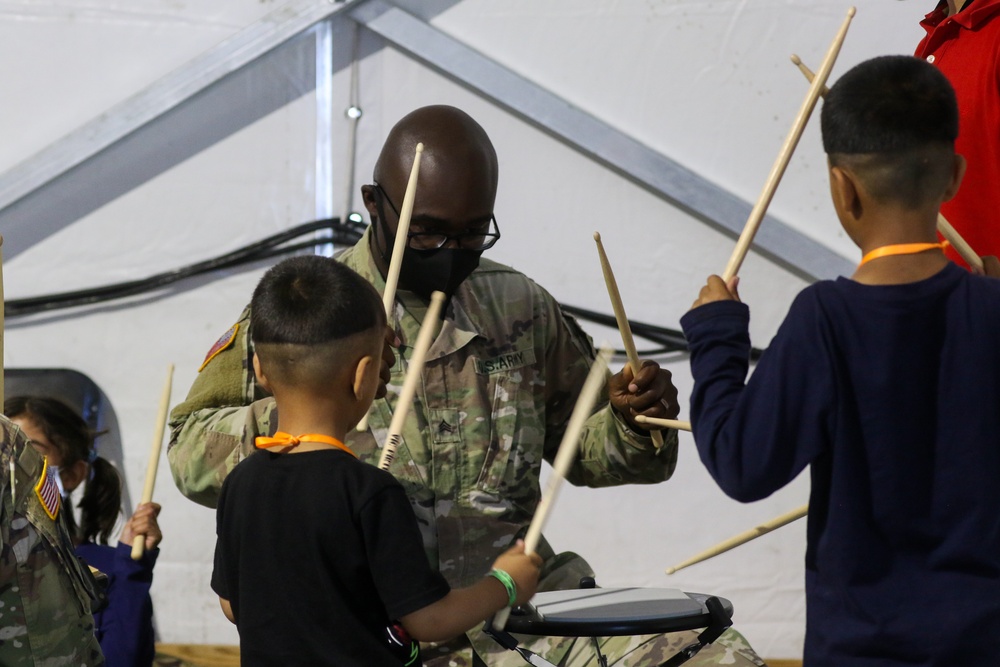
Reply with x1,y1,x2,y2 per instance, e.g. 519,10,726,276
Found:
681,263,1000,666
76,541,157,667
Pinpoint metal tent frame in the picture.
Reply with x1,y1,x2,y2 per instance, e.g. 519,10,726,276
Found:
0,0,852,281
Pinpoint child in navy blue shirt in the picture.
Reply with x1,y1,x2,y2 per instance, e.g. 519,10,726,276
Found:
681,55,1000,666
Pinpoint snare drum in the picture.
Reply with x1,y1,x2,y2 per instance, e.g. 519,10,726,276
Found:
502,587,733,637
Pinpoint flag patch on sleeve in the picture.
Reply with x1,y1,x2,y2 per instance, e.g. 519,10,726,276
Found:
35,457,61,521
199,323,240,372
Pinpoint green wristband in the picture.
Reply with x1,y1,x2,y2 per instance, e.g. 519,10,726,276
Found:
489,568,517,607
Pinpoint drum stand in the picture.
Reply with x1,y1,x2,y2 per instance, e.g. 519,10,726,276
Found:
484,589,733,667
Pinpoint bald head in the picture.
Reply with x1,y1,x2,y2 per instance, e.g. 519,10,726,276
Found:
373,105,499,207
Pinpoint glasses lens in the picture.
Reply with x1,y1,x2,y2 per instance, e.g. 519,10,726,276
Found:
405,217,500,250
408,233,448,250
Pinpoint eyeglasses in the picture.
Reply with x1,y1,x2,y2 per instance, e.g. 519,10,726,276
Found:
373,182,501,251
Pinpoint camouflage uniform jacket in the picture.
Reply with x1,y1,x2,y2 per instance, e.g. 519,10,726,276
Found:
0,416,105,666
170,230,678,580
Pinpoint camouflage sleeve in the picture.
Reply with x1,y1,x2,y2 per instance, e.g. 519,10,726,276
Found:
544,303,679,488
167,306,275,508
1,417,106,666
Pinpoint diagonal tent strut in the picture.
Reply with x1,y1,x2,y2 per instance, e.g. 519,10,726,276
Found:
0,0,851,281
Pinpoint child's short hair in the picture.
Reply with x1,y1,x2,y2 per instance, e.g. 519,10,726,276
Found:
251,256,384,390
821,55,959,207
251,255,383,346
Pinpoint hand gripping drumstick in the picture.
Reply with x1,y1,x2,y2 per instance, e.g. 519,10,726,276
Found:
665,504,808,575
790,54,983,272
593,232,665,449
493,345,614,631
378,290,446,471
132,364,174,560
634,415,691,432
723,7,855,281
359,142,425,433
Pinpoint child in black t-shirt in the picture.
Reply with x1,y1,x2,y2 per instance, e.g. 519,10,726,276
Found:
211,255,541,667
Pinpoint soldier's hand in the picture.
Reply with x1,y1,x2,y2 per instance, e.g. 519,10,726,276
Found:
376,326,399,400
609,360,680,432
119,502,163,552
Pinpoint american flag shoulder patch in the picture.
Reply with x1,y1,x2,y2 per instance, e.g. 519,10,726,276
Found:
199,323,240,372
35,457,61,521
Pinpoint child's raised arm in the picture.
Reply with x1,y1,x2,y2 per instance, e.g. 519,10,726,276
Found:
399,540,542,643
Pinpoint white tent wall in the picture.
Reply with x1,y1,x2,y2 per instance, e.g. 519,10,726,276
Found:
1,0,927,658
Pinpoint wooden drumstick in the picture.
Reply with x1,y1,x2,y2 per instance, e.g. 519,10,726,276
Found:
493,345,613,631
378,290,446,470
723,7,856,281
665,504,808,575
132,364,174,560
937,214,983,271
593,232,665,449
791,55,983,272
359,142,425,433
789,54,830,96
635,415,692,432
382,142,424,323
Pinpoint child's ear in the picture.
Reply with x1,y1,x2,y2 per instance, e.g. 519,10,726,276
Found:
830,165,863,221
352,355,377,401
252,353,272,394
942,153,967,202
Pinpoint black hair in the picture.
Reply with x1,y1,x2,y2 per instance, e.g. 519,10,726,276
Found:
822,55,957,154
821,55,959,206
5,396,122,545
250,255,384,346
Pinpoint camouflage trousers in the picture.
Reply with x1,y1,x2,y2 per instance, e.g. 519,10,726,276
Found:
422,627,766,667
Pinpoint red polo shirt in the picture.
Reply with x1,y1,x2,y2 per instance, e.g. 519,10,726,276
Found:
916,0,1000,267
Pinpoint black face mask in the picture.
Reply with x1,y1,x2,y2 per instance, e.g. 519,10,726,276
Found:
372,204,483,300
396,244,482,300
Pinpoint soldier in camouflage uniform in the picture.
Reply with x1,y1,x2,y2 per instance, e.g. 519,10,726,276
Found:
168,105,766,666
1,414,105,666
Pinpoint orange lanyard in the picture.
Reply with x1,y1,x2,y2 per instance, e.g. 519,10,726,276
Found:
858,241,948,267
254,432,357,458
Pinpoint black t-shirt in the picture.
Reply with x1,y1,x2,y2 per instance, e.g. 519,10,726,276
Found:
212,449,450,666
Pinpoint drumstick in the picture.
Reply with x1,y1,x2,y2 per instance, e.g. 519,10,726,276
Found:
723,7,855,281
791,55,983,272
378,290,446,470
359,142,424,433
665,504,808,575
593,232,665,449
634,415,692,432
493,345,613,631
789,53,830,96
382,142,424,323
937,214,983,271
131,364,174,560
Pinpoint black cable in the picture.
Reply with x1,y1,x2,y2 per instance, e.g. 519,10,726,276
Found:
5,217,765,360
5,217,366,318
560,304,764,361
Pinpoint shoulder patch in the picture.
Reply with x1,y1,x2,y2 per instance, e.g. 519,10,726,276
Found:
199,323,240,372
34,457,61,521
